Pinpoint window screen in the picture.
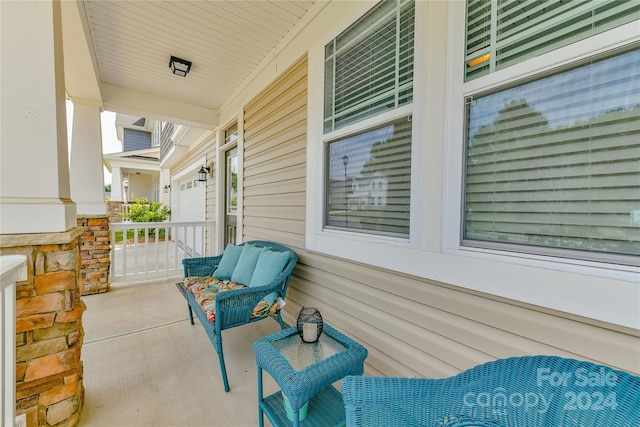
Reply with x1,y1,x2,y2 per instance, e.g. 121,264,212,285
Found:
465,0,640,81
326,115,412,237
324,0,415,132
463,46,640,265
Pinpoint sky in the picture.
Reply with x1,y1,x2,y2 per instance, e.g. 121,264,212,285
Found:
66,101,120,185
101,111,120,185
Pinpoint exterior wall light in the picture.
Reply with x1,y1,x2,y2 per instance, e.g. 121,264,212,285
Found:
169,56,192,77
163,185,171,193
198,166,210,182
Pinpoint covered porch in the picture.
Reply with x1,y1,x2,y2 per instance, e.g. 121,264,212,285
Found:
2,1,639,426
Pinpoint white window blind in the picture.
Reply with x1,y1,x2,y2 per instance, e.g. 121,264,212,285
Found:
224,122,238,145
465,0,640,81
463,46,640,265
326,116,412,237
324,0,415,133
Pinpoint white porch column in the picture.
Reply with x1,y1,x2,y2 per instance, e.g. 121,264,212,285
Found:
69,101,107,215
110,166,124,202
0,0,76,233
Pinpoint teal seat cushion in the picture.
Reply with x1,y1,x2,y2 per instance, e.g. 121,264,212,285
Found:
262,291,278,307
249,249,290,287
230,243,264,285
213,244,243,280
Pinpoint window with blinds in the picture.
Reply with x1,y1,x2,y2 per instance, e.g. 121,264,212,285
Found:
322,0,415,237
463,45,640,265
325,115,412,237
465,0,640,81
224,122,238,145
324,0,415,133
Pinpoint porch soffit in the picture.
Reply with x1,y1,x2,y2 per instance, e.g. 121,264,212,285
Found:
63,0,317,128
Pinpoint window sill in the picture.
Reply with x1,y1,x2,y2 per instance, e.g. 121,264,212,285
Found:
306,231,640,330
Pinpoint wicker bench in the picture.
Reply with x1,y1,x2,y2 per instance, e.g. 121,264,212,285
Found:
342,355,640,426
176,240,297,392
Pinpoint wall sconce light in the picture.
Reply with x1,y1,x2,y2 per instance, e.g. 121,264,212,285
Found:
163,185,171,193
198,166,210,182
169,55,192,77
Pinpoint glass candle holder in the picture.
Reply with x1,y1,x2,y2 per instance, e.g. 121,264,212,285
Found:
296,307,323,343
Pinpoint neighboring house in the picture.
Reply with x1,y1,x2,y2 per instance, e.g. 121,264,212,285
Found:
158,122,213,231
103,114,161,203
346,173,389,210
103,114,204,221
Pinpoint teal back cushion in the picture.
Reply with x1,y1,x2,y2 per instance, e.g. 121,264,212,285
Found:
231,244,264,285
249,249,290,287
213,244,243,280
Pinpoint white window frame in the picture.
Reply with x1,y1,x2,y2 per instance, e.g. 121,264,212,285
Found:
445,4,640,272
306,1,639,330
215,115,243,251
443,2,639,327
324,111,414,238
307,0,427,259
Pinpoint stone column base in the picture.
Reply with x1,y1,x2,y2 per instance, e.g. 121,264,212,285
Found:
77,216,110,295
1,228,85,427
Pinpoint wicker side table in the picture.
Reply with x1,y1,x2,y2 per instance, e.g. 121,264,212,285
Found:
253,324,368,427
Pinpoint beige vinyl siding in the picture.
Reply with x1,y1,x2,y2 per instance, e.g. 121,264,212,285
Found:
205,144,216,223
204,138,216,250
127,173,153,201
239,55,639,377
242,54,307,248
161,169,171,208
292,253,639,377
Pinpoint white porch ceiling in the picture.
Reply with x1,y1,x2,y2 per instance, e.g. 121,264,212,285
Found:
63,0,317,129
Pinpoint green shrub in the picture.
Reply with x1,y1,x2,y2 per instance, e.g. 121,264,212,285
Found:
120,195,170,237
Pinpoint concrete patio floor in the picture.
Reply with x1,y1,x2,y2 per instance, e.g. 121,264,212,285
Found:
78,278,282,426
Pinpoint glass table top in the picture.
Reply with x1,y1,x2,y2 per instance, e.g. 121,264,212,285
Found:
271,332,347,372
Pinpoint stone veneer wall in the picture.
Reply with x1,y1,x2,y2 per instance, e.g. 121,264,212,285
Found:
107,201,125,224
77,217,110,295
1,229,85,427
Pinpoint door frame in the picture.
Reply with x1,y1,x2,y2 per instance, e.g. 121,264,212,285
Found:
216,116,243,250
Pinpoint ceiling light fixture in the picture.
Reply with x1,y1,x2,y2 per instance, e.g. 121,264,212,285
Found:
169,55,192,77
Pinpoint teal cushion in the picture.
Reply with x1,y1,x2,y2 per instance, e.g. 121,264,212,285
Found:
213,244,243,280
262,291,278,306
249,249,290,287
230,244,264,285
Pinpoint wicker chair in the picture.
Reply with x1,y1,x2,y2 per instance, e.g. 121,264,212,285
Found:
176,240,297,392
342,355,640,426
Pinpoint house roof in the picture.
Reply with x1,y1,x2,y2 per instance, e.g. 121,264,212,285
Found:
103,148,160,174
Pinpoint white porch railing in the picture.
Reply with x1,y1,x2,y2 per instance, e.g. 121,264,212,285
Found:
110,221,215,283
120,204,132,223
1,255,27,427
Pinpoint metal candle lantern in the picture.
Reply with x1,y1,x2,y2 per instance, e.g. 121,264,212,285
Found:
296,307,323,343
